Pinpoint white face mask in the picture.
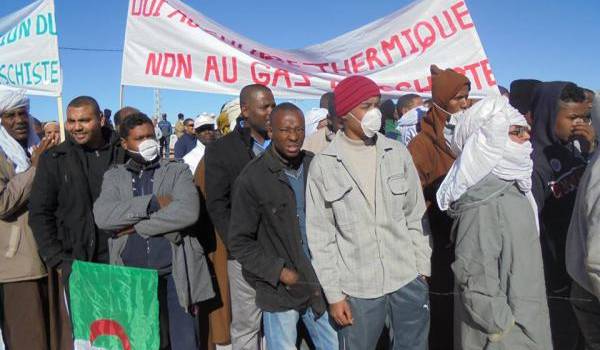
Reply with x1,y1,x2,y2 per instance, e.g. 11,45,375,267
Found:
130,138,160,162
349,108,382,138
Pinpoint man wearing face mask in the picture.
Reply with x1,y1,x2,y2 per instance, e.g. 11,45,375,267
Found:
407,64,470,350
306,75,431,349
205,84,276,350
94,113,214,350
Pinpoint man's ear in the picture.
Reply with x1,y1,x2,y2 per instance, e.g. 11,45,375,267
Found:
99,112,106,127
120,138,128,151
241,104,249,119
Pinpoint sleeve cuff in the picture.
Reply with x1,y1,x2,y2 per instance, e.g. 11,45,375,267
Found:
324,289,345,304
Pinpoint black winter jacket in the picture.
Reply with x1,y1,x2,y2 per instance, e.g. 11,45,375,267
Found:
228,148,326,315
29,128,127,269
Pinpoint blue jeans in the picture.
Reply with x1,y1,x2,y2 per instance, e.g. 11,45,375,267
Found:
263,308,338,349
338,277,430,350
158,274,199,349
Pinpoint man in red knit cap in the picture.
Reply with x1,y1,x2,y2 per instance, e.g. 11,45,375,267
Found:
306,75,431,349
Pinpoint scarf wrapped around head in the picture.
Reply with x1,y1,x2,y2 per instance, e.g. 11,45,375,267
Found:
0,89,40,173
304,108,328,137
436,96,538,229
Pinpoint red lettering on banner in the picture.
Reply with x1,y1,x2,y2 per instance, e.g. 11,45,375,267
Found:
131,0,166,17
331,60,352,75
380,35,407,65
414,76,433,93
302,62,329,73
451,1,474,30
272,69,292,88
329,80,339,90
250,62,271,85
167,10,199,28
365,48,386,70
463,63,482,89
395,82,412,91
294,74,311,87
480,59,496,87
203,56,237,83
204,56,220,82
350,53,365,74
400,29,419,55
414,21,436,54
432,10,458,38
145,52,192,79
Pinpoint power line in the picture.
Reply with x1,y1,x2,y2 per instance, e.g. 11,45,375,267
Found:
59,46,122,52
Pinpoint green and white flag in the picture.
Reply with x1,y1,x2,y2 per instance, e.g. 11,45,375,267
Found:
70,261,160,350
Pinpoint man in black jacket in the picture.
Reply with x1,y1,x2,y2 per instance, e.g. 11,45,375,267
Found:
204,84,275,350
228,103,337,348
531,82,597,350
30,96,127,272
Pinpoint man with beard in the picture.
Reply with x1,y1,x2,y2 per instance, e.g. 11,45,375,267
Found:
205,84,275,350
408,64,471,350
29,96,127,349
0,89,55,349
94,113,213,349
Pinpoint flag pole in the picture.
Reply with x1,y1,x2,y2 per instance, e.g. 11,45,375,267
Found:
119,85,124,109
56,95,66,142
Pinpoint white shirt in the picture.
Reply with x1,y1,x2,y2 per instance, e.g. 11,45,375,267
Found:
183,141,205,174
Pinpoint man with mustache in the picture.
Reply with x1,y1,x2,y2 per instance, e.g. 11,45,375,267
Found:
0,89,55,349
228,103,338,348
29,96,127,349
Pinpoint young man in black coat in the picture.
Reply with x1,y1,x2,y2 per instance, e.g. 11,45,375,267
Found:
228,103,337,348
204,84,275,349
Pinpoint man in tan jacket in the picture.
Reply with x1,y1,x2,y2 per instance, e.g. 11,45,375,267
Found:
0,89,55,349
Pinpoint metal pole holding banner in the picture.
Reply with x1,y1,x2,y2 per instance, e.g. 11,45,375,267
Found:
56,95,66,142
119,85,124,109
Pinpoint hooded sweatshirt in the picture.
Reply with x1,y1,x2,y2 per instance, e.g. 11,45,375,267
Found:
531,81,590,292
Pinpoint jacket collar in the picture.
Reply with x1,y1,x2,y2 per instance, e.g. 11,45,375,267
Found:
321,131,394,160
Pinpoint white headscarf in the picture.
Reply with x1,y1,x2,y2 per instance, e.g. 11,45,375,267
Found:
223,98,241,128
0,89,40,173
436,95,538,231
304,108,328,137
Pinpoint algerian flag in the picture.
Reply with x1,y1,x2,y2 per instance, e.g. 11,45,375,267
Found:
70,261,160,350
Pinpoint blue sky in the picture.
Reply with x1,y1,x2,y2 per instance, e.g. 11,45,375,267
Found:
3,0,599,123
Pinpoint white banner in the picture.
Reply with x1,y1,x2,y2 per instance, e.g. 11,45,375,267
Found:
122,0,498,98
0,0,62,97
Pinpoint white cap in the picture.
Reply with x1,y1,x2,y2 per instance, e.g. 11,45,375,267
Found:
194,115,215,129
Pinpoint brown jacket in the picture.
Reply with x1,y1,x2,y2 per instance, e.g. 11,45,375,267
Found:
0,153,46,282
194,158,231,347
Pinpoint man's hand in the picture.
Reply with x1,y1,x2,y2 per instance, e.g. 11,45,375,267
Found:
31,137,57,167
330,299,354,327
157,195,173,209
116,226,136,237
572,123,597,154
279,267,299,286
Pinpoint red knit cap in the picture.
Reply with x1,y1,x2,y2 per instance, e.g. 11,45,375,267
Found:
334,76,381,117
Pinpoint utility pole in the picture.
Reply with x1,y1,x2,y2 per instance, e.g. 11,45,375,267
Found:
153,88,161,118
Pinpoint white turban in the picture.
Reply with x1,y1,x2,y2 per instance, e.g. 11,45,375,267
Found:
304,108,328,137
0,89,29,115
436,96,537,230
0,89,39,173
222,98,241,128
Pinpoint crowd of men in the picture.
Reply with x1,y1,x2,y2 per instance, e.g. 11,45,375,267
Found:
0,65,598,350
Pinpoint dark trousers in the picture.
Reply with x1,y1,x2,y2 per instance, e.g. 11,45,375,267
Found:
2,279,48,350
548,282,585,350
160,137,170,159
571,281,600,350
339,277,430,350
158,274,199,350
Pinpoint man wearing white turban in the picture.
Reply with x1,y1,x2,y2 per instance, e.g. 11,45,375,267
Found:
0,89,55,349
436,95,552,349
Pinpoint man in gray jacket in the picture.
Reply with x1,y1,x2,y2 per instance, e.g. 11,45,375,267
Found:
94,113,214,349
306,75,431,349
566,95,600,349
